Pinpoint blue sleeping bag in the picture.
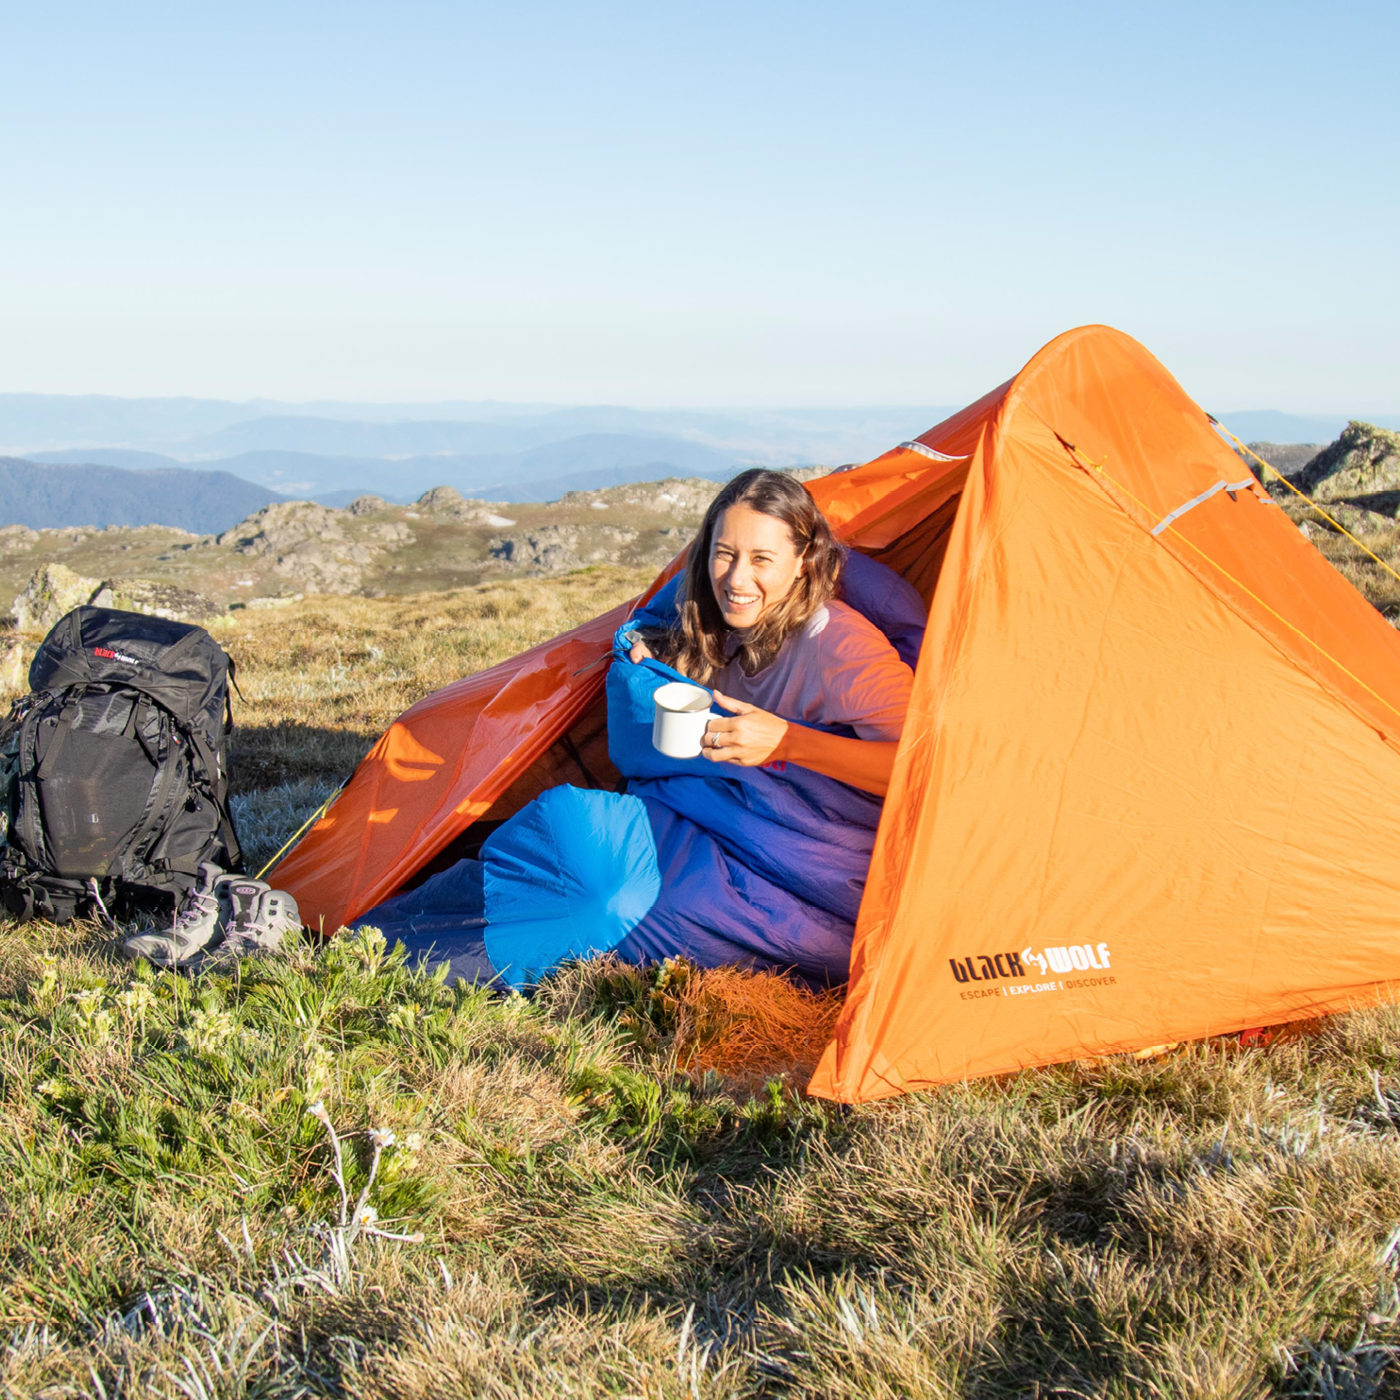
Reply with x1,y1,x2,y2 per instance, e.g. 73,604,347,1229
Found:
472,552,927,987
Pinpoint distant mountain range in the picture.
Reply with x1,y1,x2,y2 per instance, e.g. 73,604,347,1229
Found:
0,394,566,452
1,392,1396,529
31,433,757,505
0,394,950,456
0,394,946,504
0,458,284,534
2,396,954,507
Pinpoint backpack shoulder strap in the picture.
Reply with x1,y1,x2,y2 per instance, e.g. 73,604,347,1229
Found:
34,691,86,781
177,717,243,873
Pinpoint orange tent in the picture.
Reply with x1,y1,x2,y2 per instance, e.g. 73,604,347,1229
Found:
272,325,1400,1103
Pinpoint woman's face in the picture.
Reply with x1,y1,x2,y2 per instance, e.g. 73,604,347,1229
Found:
708,504,805,629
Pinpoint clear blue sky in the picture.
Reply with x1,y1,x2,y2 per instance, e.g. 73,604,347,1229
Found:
1,1,1396,410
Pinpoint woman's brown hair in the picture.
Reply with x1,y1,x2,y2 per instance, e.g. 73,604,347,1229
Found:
651,469,844,684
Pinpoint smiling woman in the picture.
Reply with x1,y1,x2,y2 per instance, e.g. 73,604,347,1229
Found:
631,470,909,797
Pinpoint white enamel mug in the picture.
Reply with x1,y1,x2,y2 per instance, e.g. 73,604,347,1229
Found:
651,681,713,758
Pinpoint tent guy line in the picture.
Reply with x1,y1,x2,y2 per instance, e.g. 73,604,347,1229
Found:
1219,422,1400,593
255,782,346,880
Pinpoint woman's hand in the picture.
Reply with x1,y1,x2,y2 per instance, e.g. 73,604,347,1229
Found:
703,690,789,767
628,638,655,664
707,690,901,795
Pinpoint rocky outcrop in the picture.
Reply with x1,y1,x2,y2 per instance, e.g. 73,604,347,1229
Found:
97,579,222,623
0,525,40,551
346,495,390,516
1289,422,1400,505
488,524,641,573
9,562,221,631
416,486,475,516
488,527,586,573
277,541,378,594
1317,502,1398,537
11,563,106,632
565,478,721,520
0,473,833,612
218,501,347,555
1241,442,1323,478
414,486,515,527
217,501,414,594
551,472,830,520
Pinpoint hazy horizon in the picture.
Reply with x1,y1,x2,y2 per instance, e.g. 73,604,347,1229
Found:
0,390,1393,425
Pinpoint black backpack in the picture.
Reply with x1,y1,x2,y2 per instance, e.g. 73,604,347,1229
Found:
0,606,243,924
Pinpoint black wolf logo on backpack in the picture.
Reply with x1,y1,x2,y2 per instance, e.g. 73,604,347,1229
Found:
0,606,243,923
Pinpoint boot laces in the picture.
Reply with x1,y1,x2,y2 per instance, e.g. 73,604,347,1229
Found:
173,889,219,932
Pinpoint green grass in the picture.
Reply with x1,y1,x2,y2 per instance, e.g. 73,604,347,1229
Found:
5,565,1400,1395
3,918,1400,1396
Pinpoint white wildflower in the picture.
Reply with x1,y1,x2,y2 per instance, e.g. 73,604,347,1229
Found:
403,1131,424,1155
118,983,155,1017
340,925,388,973
30,960,60,1012
368,1127,397,1150
354,1205,378,1228
186,1007,235,1053
71,987,115,1046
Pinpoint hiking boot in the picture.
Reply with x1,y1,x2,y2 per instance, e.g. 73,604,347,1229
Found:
121,862,227,967
218,877,301,957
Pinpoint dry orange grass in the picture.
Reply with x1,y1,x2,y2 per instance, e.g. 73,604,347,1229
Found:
671,966,845,1090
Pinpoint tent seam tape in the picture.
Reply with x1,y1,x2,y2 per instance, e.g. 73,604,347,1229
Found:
1150,478,1260,536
